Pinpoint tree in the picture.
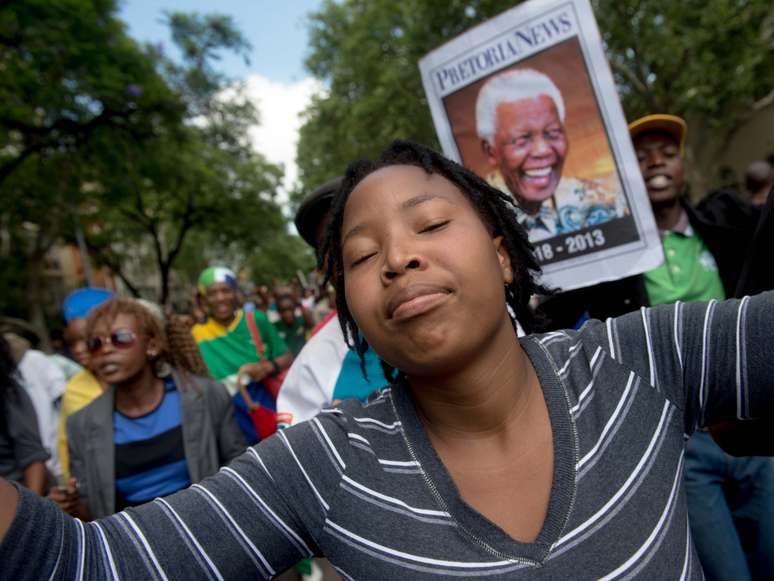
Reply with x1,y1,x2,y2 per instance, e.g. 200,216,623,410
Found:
593,0,774,195
294,0,511,205
81,12,287,306
0,2,289,338
0,153,86,341
0,0,183,337
0,0,181,187
246,234,316,287
84,126,284,305
295,0,773,200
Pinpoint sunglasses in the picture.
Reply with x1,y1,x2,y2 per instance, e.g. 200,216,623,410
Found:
86,329,137,354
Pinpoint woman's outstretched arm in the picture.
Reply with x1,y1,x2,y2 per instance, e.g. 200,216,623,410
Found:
0,416,347,580
599,291,774,448
0,479,18,542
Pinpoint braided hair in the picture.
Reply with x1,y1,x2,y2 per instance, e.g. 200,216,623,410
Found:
165,314,211,378
319,140,548,383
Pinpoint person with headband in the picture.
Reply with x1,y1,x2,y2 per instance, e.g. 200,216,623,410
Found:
2,141,774,579
192,266,292,444
476,68,624,241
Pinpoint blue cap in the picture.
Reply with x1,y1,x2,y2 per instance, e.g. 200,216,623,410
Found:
63,288,114,323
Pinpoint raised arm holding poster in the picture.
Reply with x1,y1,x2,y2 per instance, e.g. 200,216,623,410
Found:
419,0,662,291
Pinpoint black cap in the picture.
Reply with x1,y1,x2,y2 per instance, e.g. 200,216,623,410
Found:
294,176,343,249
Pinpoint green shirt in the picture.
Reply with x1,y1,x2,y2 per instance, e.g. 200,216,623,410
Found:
192,309,288,381
644,222,726,306
273,317,307,358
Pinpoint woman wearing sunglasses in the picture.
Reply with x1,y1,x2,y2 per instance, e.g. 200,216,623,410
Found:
2,141,774,579
48,298,245,520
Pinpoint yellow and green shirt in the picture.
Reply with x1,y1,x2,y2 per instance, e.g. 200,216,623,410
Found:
192,309,288,382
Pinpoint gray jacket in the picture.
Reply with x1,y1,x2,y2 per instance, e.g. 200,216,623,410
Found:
66,369,246,519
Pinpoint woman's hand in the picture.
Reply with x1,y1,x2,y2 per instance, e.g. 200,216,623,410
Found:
48,478,81,516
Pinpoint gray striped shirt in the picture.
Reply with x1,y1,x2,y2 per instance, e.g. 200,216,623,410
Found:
3,293,773,579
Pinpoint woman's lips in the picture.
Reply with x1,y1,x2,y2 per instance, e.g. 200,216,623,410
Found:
98,361,121,375
387,284,451,322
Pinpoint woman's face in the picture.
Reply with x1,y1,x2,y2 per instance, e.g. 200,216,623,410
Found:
341,165,514,377
63,318,91,368
89,313,154,385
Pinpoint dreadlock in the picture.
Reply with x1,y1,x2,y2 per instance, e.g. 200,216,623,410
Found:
319,140,549,384
165,314,211,378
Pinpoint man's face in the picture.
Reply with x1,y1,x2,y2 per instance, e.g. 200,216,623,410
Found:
483,95,568,209
64,318,90,368
273,285,294,303
634,131,684,206
277,298,296,325
203,282,238,324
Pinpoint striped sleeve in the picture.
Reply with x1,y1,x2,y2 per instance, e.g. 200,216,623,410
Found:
0,416,348,580
586,291,774,432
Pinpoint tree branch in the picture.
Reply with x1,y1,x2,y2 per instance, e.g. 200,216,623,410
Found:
166,191,195,267
86,243,142,297
0,142,44,185
0,107,133,140
0,108,136,187
752,88,774,112
609,59,650,97
110,264,142,297
118,207,152,229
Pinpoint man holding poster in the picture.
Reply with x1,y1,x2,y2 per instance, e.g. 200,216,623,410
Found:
476,68,623,241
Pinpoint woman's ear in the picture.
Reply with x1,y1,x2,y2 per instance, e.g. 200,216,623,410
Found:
493,236,513,284
146,337,159,359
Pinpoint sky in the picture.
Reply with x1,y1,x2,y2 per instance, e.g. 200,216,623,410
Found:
120,0,325,200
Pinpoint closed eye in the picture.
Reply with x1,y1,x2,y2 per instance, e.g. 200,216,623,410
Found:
351,252,376,267
419,220,450,234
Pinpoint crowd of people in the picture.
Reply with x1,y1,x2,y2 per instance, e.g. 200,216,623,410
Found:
0,109,772,580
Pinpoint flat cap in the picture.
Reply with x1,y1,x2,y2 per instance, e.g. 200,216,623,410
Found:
294,176,343,249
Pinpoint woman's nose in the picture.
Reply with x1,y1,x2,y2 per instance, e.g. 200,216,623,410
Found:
381,244,425,282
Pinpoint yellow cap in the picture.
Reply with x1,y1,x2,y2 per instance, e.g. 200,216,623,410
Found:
628,114,687,155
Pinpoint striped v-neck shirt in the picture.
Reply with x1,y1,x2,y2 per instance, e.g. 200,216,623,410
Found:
3,293,774,580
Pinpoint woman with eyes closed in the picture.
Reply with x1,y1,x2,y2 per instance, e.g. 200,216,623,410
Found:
2,141,774,580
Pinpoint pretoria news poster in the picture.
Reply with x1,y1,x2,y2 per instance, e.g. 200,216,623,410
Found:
419,0,663,291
